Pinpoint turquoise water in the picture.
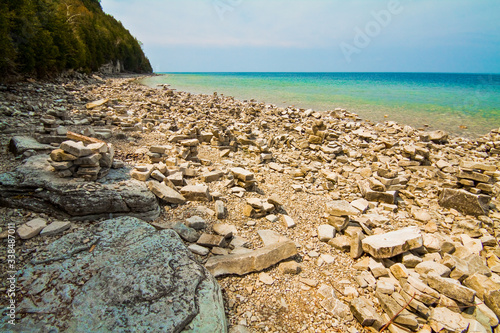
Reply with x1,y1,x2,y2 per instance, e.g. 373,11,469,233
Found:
141,73,500,138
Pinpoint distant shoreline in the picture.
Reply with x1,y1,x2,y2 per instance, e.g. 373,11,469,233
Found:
139,72,500,139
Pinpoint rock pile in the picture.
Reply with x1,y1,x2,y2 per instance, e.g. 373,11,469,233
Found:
49,134,115,180
324,203,500,332
2,75,500,333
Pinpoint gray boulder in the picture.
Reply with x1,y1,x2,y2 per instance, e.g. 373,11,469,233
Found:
0,155,160,221
1,217,226,333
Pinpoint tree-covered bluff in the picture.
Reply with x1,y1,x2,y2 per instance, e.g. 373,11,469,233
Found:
0,0,152,79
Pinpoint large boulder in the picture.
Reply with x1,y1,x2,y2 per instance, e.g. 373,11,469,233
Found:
0,155,160,221
0,217,227,333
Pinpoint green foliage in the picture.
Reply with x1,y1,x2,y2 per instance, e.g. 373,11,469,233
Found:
0,0,152,79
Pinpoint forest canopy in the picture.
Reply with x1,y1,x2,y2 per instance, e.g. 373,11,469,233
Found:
0,0,152,79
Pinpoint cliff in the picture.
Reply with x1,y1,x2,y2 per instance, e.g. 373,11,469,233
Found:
0,0,152,79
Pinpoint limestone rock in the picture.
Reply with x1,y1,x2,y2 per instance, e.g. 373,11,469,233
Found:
426,272,476,305
9,136,53,156
147,180,186,204
350,297,384,330
464,273,500,318
361,226,423,259
4,217,226,333
317,224,336,242
439,188,490,216
180,185,211,202
429,307,469,333
326,200,359,216
205,240,298,277
40,221,71,237
0,156,160,220
17,218,47,239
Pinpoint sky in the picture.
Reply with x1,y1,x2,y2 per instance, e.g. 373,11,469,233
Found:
100,0,500,73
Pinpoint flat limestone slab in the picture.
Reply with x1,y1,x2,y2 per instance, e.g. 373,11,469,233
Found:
0,155,160,221
361,226,423,259
205,240,297,277
8,136,53,156
1,217,226,332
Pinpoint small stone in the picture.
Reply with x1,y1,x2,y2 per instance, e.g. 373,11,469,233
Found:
185,216,207,230
415,261,451,277
215,200,226,219
40,221,71,236
188,244,210,256
213,224,237,238
326,200,359,216
282,215,296,228
17,218,47,239
60,140,92,157
180,185,211,202
279,261,302,274
172,222,200,243
202,170,224,183
259,272,274,285
317,224,336,242
147,181,186,204
300,278,319,287
197,233,227,248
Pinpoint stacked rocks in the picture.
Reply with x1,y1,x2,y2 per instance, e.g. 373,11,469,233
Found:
49,138,114,181
242,197,279,219
457,161,498,195
357,168,407,205
230,167,257,190
147,145,174,164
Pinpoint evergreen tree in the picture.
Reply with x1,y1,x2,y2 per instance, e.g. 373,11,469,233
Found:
0,0,152,80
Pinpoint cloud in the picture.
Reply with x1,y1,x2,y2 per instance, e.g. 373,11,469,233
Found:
100,0,500,72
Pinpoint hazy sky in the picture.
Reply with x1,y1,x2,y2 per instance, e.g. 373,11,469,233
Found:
100,0,500,73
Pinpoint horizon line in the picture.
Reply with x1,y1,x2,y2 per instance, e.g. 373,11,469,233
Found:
154,71,500,75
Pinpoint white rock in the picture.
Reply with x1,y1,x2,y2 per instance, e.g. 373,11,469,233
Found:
362,227,423,259
17,218,47,239
40,221,71,237
317,225,336,242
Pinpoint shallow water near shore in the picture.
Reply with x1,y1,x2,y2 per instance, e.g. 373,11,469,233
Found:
141,72,500,138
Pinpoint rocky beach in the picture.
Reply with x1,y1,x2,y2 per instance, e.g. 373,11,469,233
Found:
1,73,500,333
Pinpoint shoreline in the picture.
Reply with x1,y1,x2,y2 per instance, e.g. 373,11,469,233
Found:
139,73,500,141
144,73,500,139
1,73,500,332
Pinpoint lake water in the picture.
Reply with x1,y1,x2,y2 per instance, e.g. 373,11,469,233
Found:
141,72,500,138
